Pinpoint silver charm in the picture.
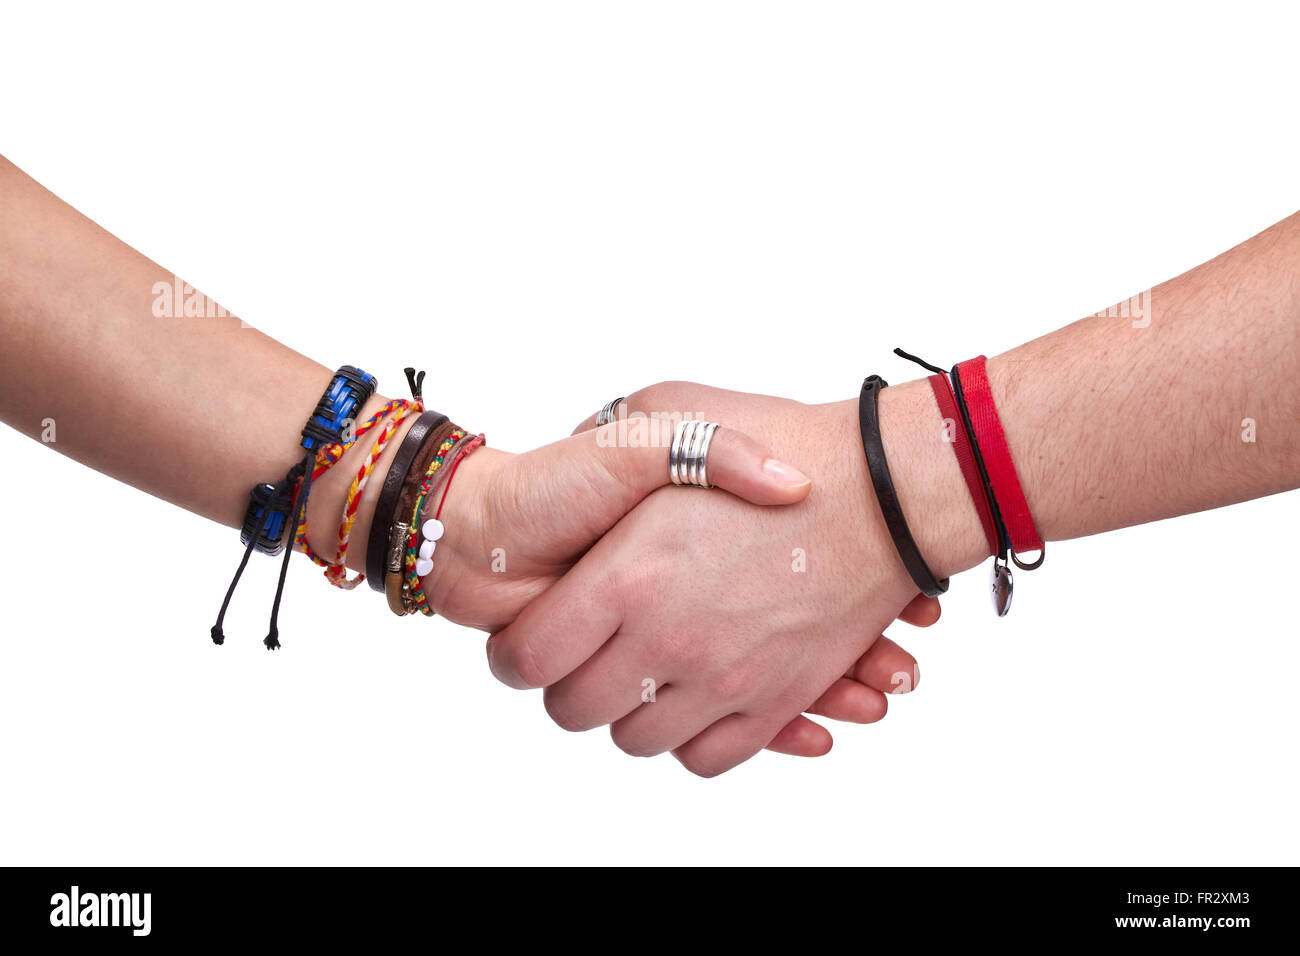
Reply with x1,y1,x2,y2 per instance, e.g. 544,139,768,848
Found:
990,558,1013,617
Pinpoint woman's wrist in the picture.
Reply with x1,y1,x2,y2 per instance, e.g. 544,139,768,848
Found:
301,392,417,575
418,445,510,625
296,389,504,618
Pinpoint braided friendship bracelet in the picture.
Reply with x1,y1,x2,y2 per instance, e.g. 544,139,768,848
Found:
402,429,467,615
323,399,420,589
413,432,483,616
381,418,459,615
214,361,481,643
294,398,415,567
366,409,449,591
242,388,389,560
306,404,396,479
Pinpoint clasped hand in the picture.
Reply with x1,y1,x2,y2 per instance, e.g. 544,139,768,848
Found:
422,382,935,776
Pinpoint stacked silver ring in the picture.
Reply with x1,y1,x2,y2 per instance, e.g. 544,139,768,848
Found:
669,419,721,488
596,396,626,427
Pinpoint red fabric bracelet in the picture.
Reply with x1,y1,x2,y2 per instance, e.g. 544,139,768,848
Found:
927,372,999,557
954,355,1044,555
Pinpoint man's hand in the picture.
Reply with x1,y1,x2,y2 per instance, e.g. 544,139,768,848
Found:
486,381,955,775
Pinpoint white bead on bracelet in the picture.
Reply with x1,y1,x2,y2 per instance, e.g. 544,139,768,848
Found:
414,518,444,577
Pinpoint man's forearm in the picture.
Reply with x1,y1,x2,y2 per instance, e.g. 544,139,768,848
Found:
884,211,1300,578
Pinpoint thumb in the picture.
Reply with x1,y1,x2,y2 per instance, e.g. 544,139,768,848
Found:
536,419,812,509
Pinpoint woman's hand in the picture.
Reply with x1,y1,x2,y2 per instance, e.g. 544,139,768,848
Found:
419,384,940,761
485,381,963,775
420,418,812,632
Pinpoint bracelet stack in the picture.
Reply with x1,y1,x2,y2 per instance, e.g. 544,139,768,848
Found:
399,429,483,617
295,397,420,587
860,349,1046,618
209,364,482,650
363,371,485,618
211,365,378,649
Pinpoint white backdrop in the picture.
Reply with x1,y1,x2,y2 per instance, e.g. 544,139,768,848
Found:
1,1,1297,866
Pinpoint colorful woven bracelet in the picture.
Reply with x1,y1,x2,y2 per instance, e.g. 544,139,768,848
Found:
403,429,467,616
294,398,412,565
294,398,420,583
325,398,420,589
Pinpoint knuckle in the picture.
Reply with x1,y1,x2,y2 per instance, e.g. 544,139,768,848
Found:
631,380,690,410
706,662,758,706
507,638,549,689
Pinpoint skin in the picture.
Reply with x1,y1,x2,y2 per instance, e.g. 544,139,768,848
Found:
487,212,1300,776
0,154,930,762
5,152,1298,776
418,430,942,755
485,386,929,775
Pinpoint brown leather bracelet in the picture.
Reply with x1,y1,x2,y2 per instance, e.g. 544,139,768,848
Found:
366,409,448,591
383,419,462,614
385,557,410,616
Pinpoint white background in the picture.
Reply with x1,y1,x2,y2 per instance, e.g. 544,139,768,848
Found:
1,1,1297,865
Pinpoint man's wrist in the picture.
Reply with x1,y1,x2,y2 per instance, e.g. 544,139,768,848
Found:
875,377,991,581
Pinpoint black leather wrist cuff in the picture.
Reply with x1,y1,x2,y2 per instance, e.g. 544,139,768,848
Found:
365,409,448,590
858,374,949,598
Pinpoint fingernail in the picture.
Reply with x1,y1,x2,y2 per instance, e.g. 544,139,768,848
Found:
764,458,810,487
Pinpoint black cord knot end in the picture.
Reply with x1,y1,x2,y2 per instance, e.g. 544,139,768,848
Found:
404,367,426,402
893,347,948,376
210,625,225,646
264,626,281,651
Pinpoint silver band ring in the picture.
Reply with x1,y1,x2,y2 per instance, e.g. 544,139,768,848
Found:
670,419,720,488
596,396,626,427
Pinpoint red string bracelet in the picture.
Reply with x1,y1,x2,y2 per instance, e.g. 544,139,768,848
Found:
434,434,483,521
406,432,484,616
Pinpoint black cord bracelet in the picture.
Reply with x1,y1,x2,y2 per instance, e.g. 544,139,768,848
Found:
948,361,1011,559
858,374,949,597
211,365,378,650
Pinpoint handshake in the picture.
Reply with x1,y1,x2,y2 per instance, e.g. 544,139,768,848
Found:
4,152,1295,784
415,378,967,778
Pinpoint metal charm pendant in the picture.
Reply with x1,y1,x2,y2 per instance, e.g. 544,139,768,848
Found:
990,559,1014,617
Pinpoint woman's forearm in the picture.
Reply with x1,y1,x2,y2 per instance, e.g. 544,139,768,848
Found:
0,155,402,570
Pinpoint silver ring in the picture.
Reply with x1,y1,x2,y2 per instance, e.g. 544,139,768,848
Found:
596,396,626,427
669,419,720,488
